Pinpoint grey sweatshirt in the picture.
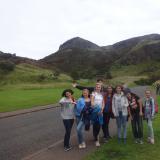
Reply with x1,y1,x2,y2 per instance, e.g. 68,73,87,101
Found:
59,97,75,119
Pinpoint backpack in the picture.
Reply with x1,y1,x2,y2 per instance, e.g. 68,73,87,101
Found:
143,97,158,115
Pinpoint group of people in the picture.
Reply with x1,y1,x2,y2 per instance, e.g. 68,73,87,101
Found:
59,79,156,152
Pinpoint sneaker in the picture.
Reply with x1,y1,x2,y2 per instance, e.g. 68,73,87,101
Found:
103,138,108,143
95,141,100,147
134,139,139,144
139,140,144,144
78,144,83,149
150,138,155,144
81,142,86,148
64,146,72,151
108,135,112,139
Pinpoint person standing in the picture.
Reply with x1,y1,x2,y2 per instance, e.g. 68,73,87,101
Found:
59,89,76,151
126,89,143,144
112,85,129,144
91,83,105,147
143,90,155,144
75,89,92,149
102,85,114,142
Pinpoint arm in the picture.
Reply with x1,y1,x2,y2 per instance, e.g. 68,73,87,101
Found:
73,83,94,93
101,98,105,113
138,99,143,116
128,106,132,120
151,98,155,117
91,93,95,107
124,97,129,107
112,96,116,116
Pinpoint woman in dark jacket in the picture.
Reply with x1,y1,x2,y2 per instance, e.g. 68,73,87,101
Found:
102,86,114,142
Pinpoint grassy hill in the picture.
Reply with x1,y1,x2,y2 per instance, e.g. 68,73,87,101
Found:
0,63,72,86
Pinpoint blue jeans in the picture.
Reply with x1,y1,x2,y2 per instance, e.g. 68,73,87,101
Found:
76,116,85,144
147,119,154,139
116,111,127,139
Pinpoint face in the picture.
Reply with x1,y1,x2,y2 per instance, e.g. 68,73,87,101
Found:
145,90,151,98
127,93,132,99
107,86,113,94
65,92,72,98
116,86,122,93
82,89,89,98
95,84,102,92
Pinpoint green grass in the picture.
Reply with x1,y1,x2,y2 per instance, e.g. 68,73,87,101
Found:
111,61,160,77
84,96,160,160
0,79,95,112
0,87,82,112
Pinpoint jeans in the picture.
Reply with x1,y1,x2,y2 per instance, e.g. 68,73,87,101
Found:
63,119,74,147
147,119,154,139
76,116,85,144
131,114,143,139
102,112,111,138
93,122,101,141
116,111,127,139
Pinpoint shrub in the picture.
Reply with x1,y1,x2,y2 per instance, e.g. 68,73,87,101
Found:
134,78,153,85
0,61,15,73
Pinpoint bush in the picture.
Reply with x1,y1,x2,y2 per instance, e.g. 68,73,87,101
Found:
0,61,15,73
134,78,153,85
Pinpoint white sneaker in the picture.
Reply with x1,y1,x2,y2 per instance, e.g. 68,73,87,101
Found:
82,142,86,148
150,138,155,144
95,141,100,147
79,144,83,149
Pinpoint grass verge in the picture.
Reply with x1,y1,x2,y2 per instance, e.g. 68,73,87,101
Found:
0,86,81,112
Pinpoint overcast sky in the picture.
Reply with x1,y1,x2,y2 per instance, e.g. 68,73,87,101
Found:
0,0,160,59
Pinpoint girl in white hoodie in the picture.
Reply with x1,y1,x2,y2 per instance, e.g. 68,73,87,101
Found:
112,85,129,144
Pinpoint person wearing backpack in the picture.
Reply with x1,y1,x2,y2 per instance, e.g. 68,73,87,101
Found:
125,89,143,144
75,89,92,149
143,90,155,144
59,89,76,151
102,85,114,142
112,85,129,144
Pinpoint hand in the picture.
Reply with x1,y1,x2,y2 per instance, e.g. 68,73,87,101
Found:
139,112,143,116
98,111,103,115
130,115,133,121
72,83,77,88
71,101,77,105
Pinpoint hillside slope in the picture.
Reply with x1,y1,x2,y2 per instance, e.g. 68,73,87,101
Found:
40,34,160,79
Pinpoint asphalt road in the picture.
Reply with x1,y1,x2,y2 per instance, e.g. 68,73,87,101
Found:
0,107,68,160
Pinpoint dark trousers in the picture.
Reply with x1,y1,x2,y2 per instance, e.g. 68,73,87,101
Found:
63,119,74,147
131,114,143,139
102,112,111,138
93,122,101,141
